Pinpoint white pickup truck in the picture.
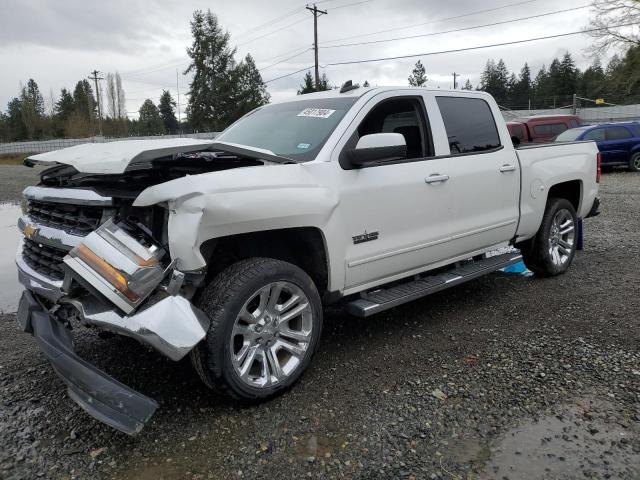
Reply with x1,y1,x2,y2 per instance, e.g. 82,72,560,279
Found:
16,85,600,434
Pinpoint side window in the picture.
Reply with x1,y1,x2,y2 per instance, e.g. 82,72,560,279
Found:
629,124,640,137
356,98,430,159
533,123,567,136
583,128,605,141
511,124,525,140
605,126,633,140
436,96,501,154
569,119,579,128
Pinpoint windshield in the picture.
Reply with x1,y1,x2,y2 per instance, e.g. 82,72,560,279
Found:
554,129,584,142
216,97,358,162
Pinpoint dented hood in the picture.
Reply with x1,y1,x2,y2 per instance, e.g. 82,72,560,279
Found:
26,138,215,174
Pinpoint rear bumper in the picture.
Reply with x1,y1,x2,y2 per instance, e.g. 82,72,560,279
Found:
18,290,158,435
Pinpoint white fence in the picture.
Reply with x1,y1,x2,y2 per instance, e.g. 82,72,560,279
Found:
501,104,640,123
0,132,219,155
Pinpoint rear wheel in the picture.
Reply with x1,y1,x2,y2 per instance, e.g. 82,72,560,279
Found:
630,153,640,172
520,198,578,277
191,258,323,401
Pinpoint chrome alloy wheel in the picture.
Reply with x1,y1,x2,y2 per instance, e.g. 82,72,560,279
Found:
634,154,640,170
548,208,575,267
230,281,313,388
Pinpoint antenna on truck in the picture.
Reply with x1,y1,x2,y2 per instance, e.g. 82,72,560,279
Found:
340,80,359,93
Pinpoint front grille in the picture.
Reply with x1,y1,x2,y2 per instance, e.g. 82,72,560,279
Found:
22,238,66,281
27,200,104,236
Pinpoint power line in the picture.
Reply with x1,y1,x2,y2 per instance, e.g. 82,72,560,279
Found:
259,48,313,72
233,6,306,40
237,15,309,47
319,4,594,49
322,23,640,66
264,22,638,83
320,0,545,45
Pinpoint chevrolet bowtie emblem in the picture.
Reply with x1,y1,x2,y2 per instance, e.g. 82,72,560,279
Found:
23,223,39,239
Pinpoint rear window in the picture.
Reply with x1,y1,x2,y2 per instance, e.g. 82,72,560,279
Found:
555,129,584,142
436,96,501,154
605,126,632,140
584,128,605,141
510,124,525,140
533,123,568,136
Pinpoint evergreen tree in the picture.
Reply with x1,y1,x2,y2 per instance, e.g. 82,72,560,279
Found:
512,63,532,106
363,80,370,87
581,58,606,100
6,97,27,141
185,9,237,131
558,53,579,96
318,72,331,91
55,88,75,123
138,99,164,134
298,71,315,94
19,79,45,139
408,60,427,86
158,90,179,134
462,79,473,90
72,80,96,121
232,54,270,117
479,59,509,101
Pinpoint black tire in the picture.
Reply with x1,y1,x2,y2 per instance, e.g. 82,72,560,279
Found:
191,257,323,402
630,152,640,172
520,198,578,277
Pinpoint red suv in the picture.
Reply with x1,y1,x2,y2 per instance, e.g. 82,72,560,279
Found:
507,115,582,144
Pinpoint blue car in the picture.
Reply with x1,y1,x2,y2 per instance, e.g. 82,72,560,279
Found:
555,122,640,171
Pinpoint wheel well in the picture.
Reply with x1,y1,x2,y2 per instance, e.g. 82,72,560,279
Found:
547,180,581,212
200,227,329,295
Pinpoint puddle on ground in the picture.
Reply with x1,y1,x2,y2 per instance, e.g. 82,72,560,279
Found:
480,397,640,479
293,432,349,461
0,203,23,313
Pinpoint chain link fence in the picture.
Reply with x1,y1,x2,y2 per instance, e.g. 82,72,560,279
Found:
0,132,219,155
501,103,640,124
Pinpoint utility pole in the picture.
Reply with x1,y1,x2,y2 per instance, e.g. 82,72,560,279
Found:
452,72,458,89
88,70,104,137
306,4,327,91
176,69,181,135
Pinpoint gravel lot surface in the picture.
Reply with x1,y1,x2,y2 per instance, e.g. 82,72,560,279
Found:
1,171,638,480
0,166,44,203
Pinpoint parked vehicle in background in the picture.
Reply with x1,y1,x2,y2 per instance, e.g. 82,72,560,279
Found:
507,114,582,144
554,122,640,171
15,85,600,434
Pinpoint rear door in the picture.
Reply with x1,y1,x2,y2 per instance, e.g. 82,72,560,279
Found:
433,95,520,255
602,126,635,164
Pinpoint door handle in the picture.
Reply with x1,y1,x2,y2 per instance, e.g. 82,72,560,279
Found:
499,164,517,173
425,174,449,184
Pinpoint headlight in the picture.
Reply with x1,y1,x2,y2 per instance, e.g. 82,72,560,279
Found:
64,219,166,314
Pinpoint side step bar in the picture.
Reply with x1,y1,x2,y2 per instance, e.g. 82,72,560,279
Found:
346,252,523,318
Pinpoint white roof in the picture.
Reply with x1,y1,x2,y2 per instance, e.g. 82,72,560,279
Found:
27,138,214,174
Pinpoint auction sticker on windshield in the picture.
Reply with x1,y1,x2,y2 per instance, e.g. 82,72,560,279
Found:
297,108,336,119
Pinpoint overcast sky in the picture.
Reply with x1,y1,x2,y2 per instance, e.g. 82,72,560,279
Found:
0,0,613,118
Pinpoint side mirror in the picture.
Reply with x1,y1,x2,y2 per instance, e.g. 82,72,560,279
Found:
347,133,407,167
511,135,521,147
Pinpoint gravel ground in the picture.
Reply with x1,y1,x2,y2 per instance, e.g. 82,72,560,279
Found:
0,166,44,203
1,171,639,480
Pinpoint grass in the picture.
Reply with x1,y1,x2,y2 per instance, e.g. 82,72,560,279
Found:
0,153,30,165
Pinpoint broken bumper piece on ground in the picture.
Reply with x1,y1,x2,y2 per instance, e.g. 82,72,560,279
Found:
16,289,210,434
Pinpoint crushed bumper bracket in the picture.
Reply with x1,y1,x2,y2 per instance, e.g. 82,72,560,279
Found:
19,290,158,435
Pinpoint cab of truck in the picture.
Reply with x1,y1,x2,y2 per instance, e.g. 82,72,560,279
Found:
507,114,582,144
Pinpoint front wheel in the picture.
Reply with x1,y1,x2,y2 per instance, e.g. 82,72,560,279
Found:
520,198,578,277
191,258,323,402
630,153,640,172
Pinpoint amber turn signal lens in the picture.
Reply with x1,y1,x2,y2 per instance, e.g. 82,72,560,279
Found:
76,244,140,302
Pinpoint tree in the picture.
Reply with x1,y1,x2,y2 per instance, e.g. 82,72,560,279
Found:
363,80,370,87
185,9,237,131
408,60,427,86
298,70,331,94
19,79,45,139
511,63,532,105
478,59,509,101
105,73,118,118
587,0,640,55
581,58,606,99
232,54,270,117
138,99,163,134
462,79,473,90
72,79,96,121
158,90,179,134
6,97,27,141
298,71,315,94
115,72,126,119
